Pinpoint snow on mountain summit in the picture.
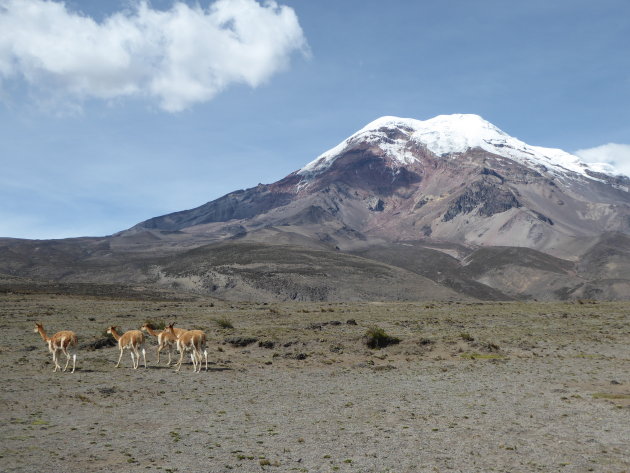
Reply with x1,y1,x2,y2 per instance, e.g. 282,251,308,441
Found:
299,114,618,181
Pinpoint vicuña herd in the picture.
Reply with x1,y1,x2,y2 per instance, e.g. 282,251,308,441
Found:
34,322,208,373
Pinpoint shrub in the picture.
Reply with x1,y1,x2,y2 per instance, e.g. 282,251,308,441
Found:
483,342,500,352
577,299,597,305
460,352,504,360
224,336,258,347
212,316,234,329
460,332,475,342
365,326,400,349
79,336,116,351
144,319,166,330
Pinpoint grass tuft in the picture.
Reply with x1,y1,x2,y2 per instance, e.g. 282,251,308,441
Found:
144,319,166,330
460,352,504,360
212,316,234,330
592,393,630,400
365,326,400,349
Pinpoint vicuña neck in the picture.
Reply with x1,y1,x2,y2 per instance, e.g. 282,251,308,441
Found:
143,325,160,337
108,327,122,341
36,325,49,342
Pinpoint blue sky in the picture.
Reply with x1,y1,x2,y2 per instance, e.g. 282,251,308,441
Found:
1,0,629,239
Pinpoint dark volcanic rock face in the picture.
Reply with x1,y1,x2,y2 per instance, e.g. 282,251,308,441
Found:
132,187,296,232
302,146,423,195
442,181,521,222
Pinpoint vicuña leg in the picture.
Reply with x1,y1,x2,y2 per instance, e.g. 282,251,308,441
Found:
141,348,147,369
176,349,185,372
61,345,76,373
116,348,124,368
70,353,77,373
63,350,71,372
52,348,62,372
158,344,173,365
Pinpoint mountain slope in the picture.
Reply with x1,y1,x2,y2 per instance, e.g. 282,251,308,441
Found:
149,241,467,302
350,242,512,301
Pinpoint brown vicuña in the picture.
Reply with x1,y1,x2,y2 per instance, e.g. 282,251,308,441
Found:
107,326,146,369
34,323,77,373
166,323,208,373
140,323,179,366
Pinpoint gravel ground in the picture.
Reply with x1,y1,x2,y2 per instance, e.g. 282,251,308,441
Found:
1,294,629,472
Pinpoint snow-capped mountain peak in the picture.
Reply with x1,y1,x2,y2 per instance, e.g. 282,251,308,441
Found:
299,113,619,182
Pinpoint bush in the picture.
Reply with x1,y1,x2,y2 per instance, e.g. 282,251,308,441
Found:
365,326,400,349
212,316,234,329
224,336,258,347
460,332,475,342
144,319,166,330
79,336,116,351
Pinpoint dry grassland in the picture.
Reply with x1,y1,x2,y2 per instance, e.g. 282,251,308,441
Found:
1,293,629,472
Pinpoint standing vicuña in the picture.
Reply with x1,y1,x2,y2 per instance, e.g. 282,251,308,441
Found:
34,323,77,373
166,323,208,373
140,323,178,365
107,326,146,369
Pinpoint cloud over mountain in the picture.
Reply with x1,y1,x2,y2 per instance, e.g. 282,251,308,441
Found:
575,143,630,178
0,0,307,111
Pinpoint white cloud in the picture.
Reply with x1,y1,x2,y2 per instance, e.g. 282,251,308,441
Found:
574,143,630,178
0,0,307,111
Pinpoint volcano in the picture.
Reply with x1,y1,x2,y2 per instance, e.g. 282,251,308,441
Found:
128,114,630,258
2,114,630,301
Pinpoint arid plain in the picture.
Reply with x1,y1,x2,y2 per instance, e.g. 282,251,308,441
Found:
1,291,629,473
